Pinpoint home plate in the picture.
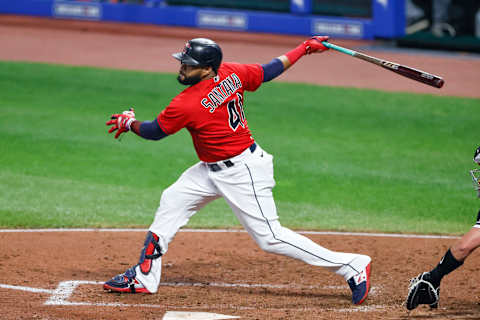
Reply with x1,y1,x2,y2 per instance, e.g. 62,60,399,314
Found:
162,311,240,319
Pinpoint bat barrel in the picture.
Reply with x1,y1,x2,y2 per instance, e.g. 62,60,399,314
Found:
323,41,445,89
395,65,444,88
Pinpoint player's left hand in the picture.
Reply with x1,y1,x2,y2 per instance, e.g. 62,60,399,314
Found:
474,146,480,165
304,36,329,54
106,108,136,139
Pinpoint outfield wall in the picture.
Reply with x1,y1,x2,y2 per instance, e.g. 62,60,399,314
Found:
0,0,405,40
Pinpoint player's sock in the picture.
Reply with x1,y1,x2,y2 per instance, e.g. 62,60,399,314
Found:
429,248,463,287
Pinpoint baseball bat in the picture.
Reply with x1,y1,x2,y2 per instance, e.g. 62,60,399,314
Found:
321,42,444,89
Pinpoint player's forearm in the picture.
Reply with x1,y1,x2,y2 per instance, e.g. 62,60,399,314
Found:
130,120,142,135
130,119,168,141
262,43,314,82
282,43,308,70
261,46,305,82
262,36,329,82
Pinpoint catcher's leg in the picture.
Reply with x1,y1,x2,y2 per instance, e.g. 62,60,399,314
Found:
406,247,465,310
105,162,220,293
406,212,480,309
451,217,480,261
211,145,371,304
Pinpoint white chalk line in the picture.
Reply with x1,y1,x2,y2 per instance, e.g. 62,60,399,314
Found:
0,283,54,294
0,280,379,295
0,228,460,239
0,280,384,313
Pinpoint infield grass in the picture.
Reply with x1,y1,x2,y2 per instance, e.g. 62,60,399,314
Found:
1,61,479,234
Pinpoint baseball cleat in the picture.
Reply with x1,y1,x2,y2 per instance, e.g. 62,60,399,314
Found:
405,272,440,310
347,262,371,305
103,266,151,293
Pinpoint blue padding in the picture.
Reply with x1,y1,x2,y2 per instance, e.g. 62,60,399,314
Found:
139,119,168,141
0,1,378,39
372,0,405,38
262,58,284,82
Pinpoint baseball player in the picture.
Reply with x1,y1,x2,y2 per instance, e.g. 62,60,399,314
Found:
406,146,480,310
104,36,372,305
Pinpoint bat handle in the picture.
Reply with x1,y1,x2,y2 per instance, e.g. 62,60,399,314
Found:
322,42,356,56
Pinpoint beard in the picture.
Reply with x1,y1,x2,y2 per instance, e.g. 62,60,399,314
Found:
177,73,203,86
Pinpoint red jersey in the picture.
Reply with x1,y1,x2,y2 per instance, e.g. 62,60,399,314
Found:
157,62,264,162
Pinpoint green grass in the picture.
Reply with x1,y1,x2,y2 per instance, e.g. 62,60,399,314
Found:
1,61,479,234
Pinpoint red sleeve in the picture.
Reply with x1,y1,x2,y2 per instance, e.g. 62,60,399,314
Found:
229,63,264,92
156,95,189,135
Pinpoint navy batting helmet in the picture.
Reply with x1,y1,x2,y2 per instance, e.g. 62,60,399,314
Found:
172,38,223,73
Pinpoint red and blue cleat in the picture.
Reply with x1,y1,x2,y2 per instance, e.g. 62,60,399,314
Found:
103,266,151,293
347,262,371,305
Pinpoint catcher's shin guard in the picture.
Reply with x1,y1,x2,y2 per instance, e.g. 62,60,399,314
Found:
406,272,440,310
138,231,162,275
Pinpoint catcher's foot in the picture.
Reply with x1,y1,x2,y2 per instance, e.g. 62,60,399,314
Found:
405,272,440,310
104,266,151,293
347,260,371,305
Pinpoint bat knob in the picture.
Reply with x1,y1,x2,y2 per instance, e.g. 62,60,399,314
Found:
435,78,445,88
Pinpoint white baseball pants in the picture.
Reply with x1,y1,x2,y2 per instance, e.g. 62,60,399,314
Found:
137,144,370,293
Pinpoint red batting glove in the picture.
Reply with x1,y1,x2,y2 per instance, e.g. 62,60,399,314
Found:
285,35,330,65
106,108,136,139
304,36,329,54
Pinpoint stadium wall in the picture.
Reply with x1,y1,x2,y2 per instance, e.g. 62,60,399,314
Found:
0,0,405,40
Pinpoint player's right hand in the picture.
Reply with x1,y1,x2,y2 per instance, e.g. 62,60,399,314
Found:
303,36,329,54
106,108,136,139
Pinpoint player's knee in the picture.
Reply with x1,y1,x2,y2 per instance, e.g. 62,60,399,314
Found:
159,186,178,208
256,239,270,252
451,243,472,260
255,234,281,253
257,241,277,253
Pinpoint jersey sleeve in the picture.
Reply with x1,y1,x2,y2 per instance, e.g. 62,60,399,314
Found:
230,63,264,92
156,94,189,135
